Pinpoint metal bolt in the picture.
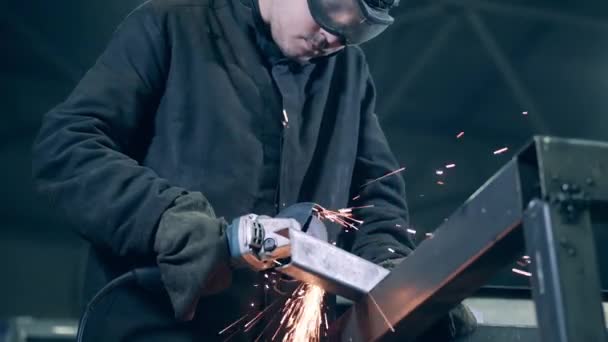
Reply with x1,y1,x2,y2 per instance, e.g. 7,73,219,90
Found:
263,238,277,252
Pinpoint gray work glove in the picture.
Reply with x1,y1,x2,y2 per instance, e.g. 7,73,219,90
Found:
154,192,232,321
378,257,477,341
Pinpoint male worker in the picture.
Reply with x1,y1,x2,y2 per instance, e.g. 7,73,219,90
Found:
32,0,476,340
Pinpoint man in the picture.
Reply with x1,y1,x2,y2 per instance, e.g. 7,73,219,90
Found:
32,0,475,340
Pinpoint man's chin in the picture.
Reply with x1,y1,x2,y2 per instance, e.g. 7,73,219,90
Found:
293,55,314,64
281,51,314,65
279,44,315,64
290,48,327,64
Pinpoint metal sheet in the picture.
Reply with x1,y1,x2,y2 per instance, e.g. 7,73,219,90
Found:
277,228,390,300
527,136,608,342
534,136,608,204
332,158,529,341
330,136,608,342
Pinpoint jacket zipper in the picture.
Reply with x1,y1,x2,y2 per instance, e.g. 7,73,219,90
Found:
275,108,289,214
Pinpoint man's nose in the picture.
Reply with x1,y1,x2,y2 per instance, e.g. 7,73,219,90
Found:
321,29,345,49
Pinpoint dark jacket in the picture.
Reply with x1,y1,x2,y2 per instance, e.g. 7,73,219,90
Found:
32,0,413,339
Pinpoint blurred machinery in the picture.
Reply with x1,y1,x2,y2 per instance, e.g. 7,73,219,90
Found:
1,317,77,342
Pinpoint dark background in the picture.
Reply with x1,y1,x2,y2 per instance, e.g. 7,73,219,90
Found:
1,0,607,320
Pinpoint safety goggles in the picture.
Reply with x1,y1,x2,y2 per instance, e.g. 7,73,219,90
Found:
307,0,396,45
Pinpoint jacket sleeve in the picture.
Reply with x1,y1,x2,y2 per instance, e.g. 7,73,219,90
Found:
31,3,185,261
347,67,415,264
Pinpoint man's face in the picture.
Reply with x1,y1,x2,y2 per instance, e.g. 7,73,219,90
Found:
268,0,346,63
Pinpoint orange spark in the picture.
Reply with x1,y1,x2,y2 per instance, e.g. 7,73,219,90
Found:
219,312,251,335
313,204,372,230
493,147,509,155
243,299,285,333
276,284,325,342
512,268,532,277
338,204,374,213
254,312,283,342
361,167,406,188
220,294,285,337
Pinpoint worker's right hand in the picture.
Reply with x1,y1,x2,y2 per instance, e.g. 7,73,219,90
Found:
154,191,232,321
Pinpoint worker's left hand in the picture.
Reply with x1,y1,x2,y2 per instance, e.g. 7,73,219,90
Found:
377,256,478,341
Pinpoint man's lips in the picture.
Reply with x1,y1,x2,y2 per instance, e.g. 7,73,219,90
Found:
306,39,325,55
